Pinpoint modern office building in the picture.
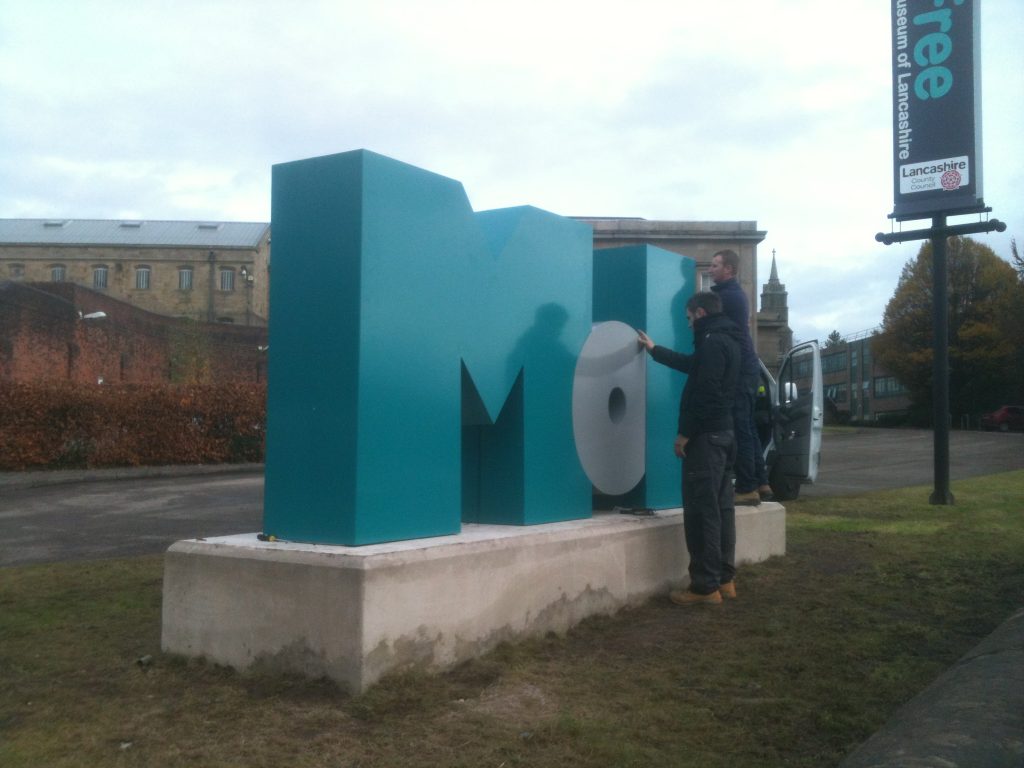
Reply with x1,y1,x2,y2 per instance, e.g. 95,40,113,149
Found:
821,329,911,423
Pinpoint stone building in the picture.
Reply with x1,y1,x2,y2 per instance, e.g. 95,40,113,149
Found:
580,217,792,365
0,219,270,326
2,214,799,375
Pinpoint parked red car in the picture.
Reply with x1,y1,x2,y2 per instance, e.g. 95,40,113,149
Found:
980,405,1024,432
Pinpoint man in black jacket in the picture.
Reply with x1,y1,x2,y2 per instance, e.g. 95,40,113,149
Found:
638,292,743,606
709,248,771,504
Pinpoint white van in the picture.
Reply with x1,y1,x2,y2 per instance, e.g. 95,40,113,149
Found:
757,341,823,500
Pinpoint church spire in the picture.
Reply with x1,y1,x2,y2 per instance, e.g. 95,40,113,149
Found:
760,248,787,317
757,247,793,364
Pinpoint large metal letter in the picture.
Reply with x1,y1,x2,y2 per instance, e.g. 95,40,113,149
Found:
264,151,592,545
590,245,696,509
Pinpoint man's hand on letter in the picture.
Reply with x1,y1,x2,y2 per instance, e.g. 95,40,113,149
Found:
674,434,688,458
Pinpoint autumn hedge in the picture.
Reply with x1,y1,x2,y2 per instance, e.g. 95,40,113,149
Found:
0,382,266,470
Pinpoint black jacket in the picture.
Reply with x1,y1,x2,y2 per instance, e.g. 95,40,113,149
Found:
650,312,743,438
710,277,760,378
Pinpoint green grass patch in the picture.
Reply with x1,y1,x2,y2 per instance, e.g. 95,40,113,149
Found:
821,425,861,435
2,471,1023,767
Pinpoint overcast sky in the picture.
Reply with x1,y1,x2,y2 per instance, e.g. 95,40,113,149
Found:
2,0,1021,344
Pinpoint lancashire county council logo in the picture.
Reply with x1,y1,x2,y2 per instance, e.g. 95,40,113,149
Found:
940,169,962,190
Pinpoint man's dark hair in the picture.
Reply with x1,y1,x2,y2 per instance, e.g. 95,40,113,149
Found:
686,291,723,315
713,249,740,275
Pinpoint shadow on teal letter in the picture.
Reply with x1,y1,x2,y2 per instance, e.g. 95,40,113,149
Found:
264,150,592,545
593,245,695,509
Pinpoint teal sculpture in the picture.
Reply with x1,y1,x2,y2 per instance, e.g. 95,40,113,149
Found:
264,150,594,545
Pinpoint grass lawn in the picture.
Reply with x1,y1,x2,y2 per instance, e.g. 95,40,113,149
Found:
2,471,1022,767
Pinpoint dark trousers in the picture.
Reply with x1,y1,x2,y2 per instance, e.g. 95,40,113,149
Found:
734,377,767,492
682,430,737,594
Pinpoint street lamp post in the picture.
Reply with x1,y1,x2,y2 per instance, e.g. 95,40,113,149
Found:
73,309,109,383
240,266,255,326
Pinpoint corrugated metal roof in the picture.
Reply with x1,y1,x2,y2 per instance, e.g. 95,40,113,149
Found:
0,219,269,249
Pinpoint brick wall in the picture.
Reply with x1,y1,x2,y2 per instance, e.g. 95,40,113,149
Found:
0,282,268,384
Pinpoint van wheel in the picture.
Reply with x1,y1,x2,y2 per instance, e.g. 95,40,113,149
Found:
769,465,801,501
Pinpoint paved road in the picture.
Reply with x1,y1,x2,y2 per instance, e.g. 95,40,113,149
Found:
0,470,263,566
802,428,1024,497
1,429,1021,566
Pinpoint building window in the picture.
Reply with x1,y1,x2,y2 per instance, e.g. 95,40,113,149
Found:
8,263,24,280
827,382,848,403
699,271,713,292
219,268,235,292
135,265,151,290
822,353,847,375
93,265,108,289
50,264,66,282
874,376,907,398
178,267,193,291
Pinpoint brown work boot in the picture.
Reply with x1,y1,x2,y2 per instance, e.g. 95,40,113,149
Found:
734,490,761,506
758,485,774,502
719,581,737,599
670,589,722,606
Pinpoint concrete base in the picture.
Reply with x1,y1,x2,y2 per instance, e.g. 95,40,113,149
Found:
162,503,785,693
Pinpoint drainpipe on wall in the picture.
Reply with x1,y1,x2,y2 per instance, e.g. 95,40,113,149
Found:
207,250,216,323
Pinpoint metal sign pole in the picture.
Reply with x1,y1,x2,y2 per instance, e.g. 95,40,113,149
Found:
876,216,1004,505
882,0,1002,505
929,215,954,504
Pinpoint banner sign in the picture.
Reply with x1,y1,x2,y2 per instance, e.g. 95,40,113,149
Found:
890,0,983,220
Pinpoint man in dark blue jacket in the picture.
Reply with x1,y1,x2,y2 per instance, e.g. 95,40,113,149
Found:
709,249,771,504
638,292,742,606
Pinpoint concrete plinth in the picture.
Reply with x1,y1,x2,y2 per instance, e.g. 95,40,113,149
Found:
162,504,785,693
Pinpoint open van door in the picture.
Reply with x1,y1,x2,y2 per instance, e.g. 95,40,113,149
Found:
761,341,822,501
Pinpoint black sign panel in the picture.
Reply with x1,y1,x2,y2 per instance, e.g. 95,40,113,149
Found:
890,0,983,221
